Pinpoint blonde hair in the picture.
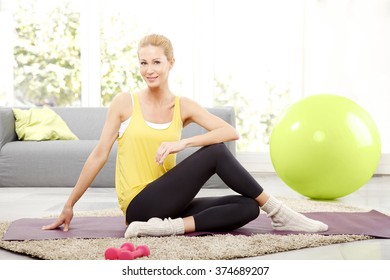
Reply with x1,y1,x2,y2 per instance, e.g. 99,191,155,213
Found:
138,34,174,61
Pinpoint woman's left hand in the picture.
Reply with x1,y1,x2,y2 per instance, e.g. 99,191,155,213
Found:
155,140,186,165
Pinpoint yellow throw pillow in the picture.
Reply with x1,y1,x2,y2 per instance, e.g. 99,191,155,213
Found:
13,107,78,141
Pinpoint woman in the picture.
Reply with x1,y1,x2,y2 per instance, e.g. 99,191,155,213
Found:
43,34,328,236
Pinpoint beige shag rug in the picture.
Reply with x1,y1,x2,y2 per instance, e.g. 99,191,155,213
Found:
0,197,373,260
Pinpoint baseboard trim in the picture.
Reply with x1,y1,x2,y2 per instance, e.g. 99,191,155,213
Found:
237,152,390,175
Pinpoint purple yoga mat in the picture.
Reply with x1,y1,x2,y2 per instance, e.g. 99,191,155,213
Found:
2,216,127,241
189,210,390,238
2,210,390,241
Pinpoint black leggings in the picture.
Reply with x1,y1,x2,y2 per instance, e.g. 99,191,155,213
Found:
125,143,264,232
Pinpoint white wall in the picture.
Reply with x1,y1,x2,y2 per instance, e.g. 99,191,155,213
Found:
240,0,390,174
303,0,390,153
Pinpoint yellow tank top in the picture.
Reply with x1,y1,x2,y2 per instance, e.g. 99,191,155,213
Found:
115,94,183,214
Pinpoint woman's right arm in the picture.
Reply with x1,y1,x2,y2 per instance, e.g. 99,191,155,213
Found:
42,93,131,231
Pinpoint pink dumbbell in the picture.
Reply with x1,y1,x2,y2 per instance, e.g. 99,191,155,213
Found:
105,242,135,260
105,247,120,260
120,242,135,252
118,245,150,260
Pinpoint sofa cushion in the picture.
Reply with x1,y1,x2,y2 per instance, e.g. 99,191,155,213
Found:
51,107,108,140
13,108,78,141
0,107,17,150
0,140,117,187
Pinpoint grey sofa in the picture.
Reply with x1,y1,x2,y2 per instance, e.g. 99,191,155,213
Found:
0,106,236,188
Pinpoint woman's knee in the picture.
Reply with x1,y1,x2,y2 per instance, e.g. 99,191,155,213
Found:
204,143,231,158
238,197,260,221
226,195,260,222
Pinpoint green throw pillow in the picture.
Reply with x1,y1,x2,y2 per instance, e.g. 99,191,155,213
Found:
13,107,78,141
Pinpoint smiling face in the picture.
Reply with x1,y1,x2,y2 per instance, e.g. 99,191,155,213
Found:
138,45,173,89
137,34,175,90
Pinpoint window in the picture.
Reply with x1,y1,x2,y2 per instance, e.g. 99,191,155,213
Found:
99,0,196,106
2,0,390,173
212,0,304,152
11,0,81,107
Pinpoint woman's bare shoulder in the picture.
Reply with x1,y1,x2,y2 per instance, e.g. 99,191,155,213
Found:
179,96,209,126
179,96,202,110
110,92,134,120
112,92,133,103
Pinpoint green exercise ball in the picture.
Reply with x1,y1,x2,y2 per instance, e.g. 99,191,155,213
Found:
270,94,381,199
